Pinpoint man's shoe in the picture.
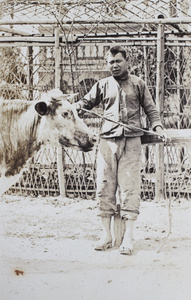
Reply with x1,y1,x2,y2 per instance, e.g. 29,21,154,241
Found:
94,241,112,251
119,245,133,255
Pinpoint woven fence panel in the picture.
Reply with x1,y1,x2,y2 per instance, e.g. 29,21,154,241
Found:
0,46,56,101
163,44,191,199
9,146,59,197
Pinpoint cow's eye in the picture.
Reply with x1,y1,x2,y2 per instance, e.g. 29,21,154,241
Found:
62,111,69,117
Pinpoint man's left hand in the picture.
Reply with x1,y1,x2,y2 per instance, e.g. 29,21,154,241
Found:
155,127,170,144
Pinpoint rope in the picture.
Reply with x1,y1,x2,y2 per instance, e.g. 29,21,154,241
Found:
81,107,166,141
156,174,173,253
156,199,172,253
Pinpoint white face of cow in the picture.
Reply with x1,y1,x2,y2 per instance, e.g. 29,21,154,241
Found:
35,95,97,152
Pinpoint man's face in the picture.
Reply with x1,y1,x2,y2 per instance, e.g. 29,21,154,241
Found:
107,52,128,77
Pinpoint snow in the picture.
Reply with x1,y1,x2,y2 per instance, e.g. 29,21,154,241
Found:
1,195,191,300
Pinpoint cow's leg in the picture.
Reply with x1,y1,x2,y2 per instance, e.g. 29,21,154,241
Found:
94,216,112,251
119,220,135,255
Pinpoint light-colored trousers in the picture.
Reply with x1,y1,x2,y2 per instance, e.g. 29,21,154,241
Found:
96,136,142,220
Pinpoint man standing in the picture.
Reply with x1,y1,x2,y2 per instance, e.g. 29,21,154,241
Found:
75,45,163,255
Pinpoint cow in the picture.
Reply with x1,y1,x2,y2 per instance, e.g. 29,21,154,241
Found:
0,89,97,195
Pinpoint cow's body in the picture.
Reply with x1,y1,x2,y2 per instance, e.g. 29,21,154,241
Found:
0,89,96,195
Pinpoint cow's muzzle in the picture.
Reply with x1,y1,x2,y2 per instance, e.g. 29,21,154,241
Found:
79,134,98,152
59,133,97,152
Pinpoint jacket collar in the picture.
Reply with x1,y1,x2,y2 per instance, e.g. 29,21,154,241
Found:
113,71,129,82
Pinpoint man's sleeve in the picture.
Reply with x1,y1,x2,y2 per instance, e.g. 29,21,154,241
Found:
75,81,102,111
141,82,163,130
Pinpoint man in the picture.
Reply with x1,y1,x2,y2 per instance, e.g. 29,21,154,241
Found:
75,45,163,255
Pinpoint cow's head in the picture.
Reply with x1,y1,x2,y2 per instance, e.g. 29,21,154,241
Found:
35,90,97,152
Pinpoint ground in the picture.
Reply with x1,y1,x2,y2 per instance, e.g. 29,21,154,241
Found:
1,195,191,300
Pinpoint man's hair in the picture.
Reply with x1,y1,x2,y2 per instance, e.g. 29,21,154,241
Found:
107,46,127,59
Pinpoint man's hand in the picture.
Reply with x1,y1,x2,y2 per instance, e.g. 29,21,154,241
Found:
72,103,84,118
154,126,170,144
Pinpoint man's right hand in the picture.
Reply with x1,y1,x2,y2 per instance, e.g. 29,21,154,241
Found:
72,103,84,118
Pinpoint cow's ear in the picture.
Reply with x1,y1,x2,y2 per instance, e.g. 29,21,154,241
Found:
35,102,48,116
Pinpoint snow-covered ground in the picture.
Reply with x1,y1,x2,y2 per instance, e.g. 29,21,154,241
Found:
1,195,191,300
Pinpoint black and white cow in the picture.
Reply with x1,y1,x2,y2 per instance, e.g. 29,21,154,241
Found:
0,89,97,195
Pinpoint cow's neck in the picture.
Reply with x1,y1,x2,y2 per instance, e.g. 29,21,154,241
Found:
0,128,43,195
5,135,43,178
5,135,42,177
0,108,43,177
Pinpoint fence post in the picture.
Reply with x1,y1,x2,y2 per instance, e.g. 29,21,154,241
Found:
28,46,33,100
155,23,165,201
55,25,66,197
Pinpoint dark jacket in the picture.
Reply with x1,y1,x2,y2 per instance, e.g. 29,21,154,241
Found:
77,74,162,138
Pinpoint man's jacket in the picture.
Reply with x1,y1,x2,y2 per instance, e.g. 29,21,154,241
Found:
77,73,163,138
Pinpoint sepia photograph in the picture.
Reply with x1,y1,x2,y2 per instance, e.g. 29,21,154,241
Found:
1,1,191,299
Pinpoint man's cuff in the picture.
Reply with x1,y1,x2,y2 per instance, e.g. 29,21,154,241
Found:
153,125,163,131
